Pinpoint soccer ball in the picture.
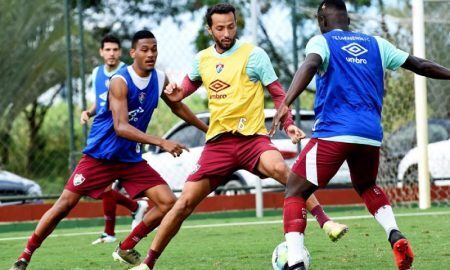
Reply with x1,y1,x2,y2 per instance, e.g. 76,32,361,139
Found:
271,241,311,270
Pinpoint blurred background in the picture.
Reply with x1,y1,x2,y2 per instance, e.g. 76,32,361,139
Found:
0,0,448,207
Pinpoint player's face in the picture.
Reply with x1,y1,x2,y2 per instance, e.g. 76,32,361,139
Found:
208,12,237,53
130,38,158,73
100,42,121,67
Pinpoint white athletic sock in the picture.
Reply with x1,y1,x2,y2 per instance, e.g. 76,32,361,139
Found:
374,205,399,239
285,232,304,267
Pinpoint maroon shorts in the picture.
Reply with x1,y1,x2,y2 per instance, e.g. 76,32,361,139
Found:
65,155,167,199
291,138,380,188
187,133,278,190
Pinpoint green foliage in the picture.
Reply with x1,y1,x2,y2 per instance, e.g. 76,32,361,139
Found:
5,102,85,192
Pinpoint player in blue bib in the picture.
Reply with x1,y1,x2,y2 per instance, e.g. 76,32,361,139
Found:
81,35,125,122
271,1,450,270
10,30,208,270
80,35,149,246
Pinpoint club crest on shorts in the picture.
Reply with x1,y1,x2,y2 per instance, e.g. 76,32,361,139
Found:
216,63,224,73
73,174,85,186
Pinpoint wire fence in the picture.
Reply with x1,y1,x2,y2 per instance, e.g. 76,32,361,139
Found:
0,0,448,207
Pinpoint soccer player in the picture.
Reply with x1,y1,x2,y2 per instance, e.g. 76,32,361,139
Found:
9,30,208,270
124,3,348,270
81,35,149,245
270,1,450,269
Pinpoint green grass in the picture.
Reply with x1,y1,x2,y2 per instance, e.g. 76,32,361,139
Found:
1,206,449,269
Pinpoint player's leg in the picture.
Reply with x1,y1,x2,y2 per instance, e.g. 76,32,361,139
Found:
282,139,349,270
92,186,118,245
108,181,147,229
113,184,176,266
284,173,317,270
141,179,212,269
11,155,118,269
128,135,239,269
348,144,414,270
10,189,82,270
253,138,348,241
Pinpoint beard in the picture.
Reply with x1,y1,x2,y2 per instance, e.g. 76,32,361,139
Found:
214,36,236,52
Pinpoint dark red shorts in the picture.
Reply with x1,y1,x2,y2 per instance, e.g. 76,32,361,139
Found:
187,133,278,190
291,138,380,188
65,155,167,199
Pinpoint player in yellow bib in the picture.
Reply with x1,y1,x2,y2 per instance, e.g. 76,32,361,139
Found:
199,42,267,140
122,4,348,269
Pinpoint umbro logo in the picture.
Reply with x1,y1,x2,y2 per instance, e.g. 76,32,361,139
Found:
209,79,230,92
341,43,368,57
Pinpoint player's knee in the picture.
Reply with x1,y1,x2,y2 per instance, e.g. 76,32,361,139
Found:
271,162,289,180
174,197,196,217
159,197,176,214
52,200,75,217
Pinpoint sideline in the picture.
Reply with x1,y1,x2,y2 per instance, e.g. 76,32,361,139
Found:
1,210,449,242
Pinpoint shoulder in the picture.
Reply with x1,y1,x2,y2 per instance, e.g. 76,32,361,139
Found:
92,66,100,76
154,68,166,96
111,66,129,85
307,35,327,47
248,45,270,63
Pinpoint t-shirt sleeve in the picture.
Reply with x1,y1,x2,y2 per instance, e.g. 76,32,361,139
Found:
375,36,409,71
246,47,278,86
187,52,202,81
305,35,329,72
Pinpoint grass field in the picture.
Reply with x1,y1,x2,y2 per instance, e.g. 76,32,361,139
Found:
1,206,449,270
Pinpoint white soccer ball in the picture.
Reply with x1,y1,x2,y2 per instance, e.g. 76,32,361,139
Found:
271,241,311,270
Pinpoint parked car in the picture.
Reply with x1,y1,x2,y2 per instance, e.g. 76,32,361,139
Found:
379,118,450,186
397,138,450,187
0,170,43,205
142,109,350,195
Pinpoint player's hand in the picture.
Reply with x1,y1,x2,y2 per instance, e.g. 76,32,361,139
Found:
164,83,184,102
160,139,189,157
269,104,290,137
80,111,91,124
286,124,306,144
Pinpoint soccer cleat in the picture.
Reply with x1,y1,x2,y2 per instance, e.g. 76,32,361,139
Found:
129,264,151,270
10,259,28,270
112,244,142,265
287,261,306,270
92,233,117,245
322,220,349,242
132,199,149,229
392,238,414,270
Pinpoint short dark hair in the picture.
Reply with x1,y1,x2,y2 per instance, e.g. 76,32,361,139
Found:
205,3,236,27
318,0,347,14
101,35,121,49
131,30,156,48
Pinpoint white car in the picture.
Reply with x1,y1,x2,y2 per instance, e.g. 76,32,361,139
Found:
0,170,43,205
397,138,450,187
143,109,350,195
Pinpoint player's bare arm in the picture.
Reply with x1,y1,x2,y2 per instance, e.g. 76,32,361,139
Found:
401,55,450,79
161,75,208,133
162,95,208,133
109,77,187,157
270,54,322,136
265,80,305,142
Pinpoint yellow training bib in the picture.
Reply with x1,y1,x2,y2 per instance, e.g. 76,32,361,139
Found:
199,43,267,141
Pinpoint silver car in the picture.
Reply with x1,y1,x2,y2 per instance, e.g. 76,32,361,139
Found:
0,170,43,205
